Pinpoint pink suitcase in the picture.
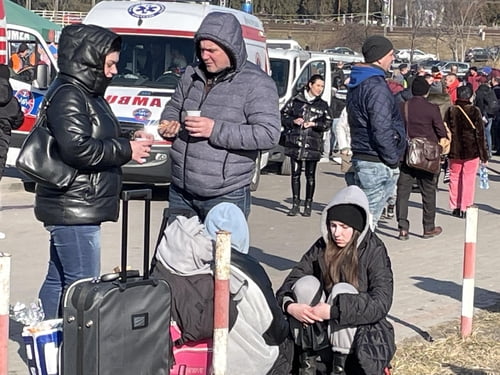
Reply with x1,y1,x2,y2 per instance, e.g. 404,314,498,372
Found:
169,323,213,375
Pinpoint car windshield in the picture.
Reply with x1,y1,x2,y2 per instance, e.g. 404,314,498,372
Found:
111,35,195,89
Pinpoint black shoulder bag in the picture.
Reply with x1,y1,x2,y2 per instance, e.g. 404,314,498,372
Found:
16,84,78,189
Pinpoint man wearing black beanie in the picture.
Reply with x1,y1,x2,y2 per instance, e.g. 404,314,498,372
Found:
346,35,406,230
395,75,448,240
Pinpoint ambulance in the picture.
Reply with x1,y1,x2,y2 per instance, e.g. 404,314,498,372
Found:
82,0,270,189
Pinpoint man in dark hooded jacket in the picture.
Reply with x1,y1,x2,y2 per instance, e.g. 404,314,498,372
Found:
0,64,24,240
159,12,280,220
346,35,406,230
0,64,24,181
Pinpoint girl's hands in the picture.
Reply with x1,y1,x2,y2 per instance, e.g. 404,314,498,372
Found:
287,303,325,324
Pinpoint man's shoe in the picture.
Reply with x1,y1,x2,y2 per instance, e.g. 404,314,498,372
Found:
398,230,409,241
423,226,443,239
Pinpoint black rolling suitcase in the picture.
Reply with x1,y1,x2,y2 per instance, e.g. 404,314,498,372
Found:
62,189,172,375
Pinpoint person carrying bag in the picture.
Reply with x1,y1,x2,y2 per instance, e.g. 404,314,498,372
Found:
396,76,448,241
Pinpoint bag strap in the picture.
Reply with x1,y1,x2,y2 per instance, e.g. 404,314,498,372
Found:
454,105,476,129
36,83,85,129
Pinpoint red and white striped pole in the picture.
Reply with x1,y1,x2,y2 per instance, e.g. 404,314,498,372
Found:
212,231,231,375
461,206,478,338
0,253,11,375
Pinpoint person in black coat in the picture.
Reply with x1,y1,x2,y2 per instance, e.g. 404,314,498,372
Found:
35,24,154,318
276,185,395,375
282,74,332,217
0,64,24,181
0,64,24,240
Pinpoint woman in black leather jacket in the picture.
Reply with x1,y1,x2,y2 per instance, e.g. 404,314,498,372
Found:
35,24,153,318
282,74,332,217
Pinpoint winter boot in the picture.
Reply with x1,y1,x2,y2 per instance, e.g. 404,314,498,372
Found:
302,199,312,217
287,198,300,216
331,352,347,375
298,352,317,375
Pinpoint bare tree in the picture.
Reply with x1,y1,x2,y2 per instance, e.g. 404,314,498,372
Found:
440,0,487,61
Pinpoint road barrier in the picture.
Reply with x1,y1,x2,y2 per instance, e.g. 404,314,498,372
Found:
461,206,478,338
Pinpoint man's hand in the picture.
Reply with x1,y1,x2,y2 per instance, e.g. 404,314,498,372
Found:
158,120,181,138
184,115,215,138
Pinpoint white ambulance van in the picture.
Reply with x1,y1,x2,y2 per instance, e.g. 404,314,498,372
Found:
83,1,270,189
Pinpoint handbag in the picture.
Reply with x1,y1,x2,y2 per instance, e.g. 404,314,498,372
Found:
403,102,442,174
16,85,77,189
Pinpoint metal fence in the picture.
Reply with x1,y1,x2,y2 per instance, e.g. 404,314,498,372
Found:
32,10,87,26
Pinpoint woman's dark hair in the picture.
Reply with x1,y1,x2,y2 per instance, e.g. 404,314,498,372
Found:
304,74,325,95
323,229,360,290
457,85,473,100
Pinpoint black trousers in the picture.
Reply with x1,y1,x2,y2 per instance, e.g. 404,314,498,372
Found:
290,158,318,201
396,163,438,232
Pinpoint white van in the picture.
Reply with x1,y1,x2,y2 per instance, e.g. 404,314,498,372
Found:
83,1,270,189
269,48,311,109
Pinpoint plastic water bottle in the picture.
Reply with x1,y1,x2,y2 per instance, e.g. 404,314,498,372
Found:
479,165,489,190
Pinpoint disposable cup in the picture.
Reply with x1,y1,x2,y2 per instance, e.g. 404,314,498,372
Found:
186,110,201,117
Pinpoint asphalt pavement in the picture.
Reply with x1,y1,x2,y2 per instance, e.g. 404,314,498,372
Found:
1,159,500,374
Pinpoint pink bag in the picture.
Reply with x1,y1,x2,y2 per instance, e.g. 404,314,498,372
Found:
169,323,213,375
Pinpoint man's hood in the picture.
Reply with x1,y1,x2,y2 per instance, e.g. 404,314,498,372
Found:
0,78,13,106
57,24,120,95
320,185,370,246
347,65,386,88
194,12,247,72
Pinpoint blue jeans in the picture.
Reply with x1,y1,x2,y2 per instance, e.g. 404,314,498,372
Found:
39,225,101,318
351,159,398,229
168,184,251,221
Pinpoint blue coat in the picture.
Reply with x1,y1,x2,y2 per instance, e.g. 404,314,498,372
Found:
347,65,406,168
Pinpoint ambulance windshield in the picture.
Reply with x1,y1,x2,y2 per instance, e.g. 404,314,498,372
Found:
111,35,195,89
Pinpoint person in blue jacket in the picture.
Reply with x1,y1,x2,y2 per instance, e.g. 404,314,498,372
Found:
346,35,406,230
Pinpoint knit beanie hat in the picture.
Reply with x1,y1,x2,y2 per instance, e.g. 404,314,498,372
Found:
0,65,10,80
411,76,430,96
204,202,249,254
362,35,393,63
326,204,366,233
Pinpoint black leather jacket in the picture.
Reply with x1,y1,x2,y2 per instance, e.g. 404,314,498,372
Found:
281,90,332,160
35,25,131,225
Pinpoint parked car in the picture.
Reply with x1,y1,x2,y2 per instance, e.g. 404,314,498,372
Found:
323,47,361,57
487,45,500,60
464,47,489,62
435,61,470,78
395,49,437,63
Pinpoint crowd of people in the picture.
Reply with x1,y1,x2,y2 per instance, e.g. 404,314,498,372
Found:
10,10,496,375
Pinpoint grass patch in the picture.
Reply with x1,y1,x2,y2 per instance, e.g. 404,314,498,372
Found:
391,303,500,375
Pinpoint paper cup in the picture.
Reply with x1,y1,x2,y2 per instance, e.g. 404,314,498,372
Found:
186,110,201,117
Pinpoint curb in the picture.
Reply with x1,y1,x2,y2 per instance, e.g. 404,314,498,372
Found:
0,178,26,193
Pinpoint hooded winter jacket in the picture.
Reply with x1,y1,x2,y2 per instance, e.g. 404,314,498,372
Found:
276,185,395,375
281,89,332,160
0,75,24,177
35,24,132,225
347,65,406,168
161,12,280,197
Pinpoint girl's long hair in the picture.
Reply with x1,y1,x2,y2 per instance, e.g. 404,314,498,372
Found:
323,228,360,290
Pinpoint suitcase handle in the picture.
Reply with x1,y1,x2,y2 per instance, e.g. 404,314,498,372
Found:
120,189,152,282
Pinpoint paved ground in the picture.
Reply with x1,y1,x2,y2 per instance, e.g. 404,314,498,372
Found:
2,159,500,374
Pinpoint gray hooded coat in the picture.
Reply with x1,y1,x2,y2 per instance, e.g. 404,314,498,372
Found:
161,12,280,197
276,185,395,375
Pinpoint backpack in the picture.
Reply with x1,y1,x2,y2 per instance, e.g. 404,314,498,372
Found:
485,88,499,116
